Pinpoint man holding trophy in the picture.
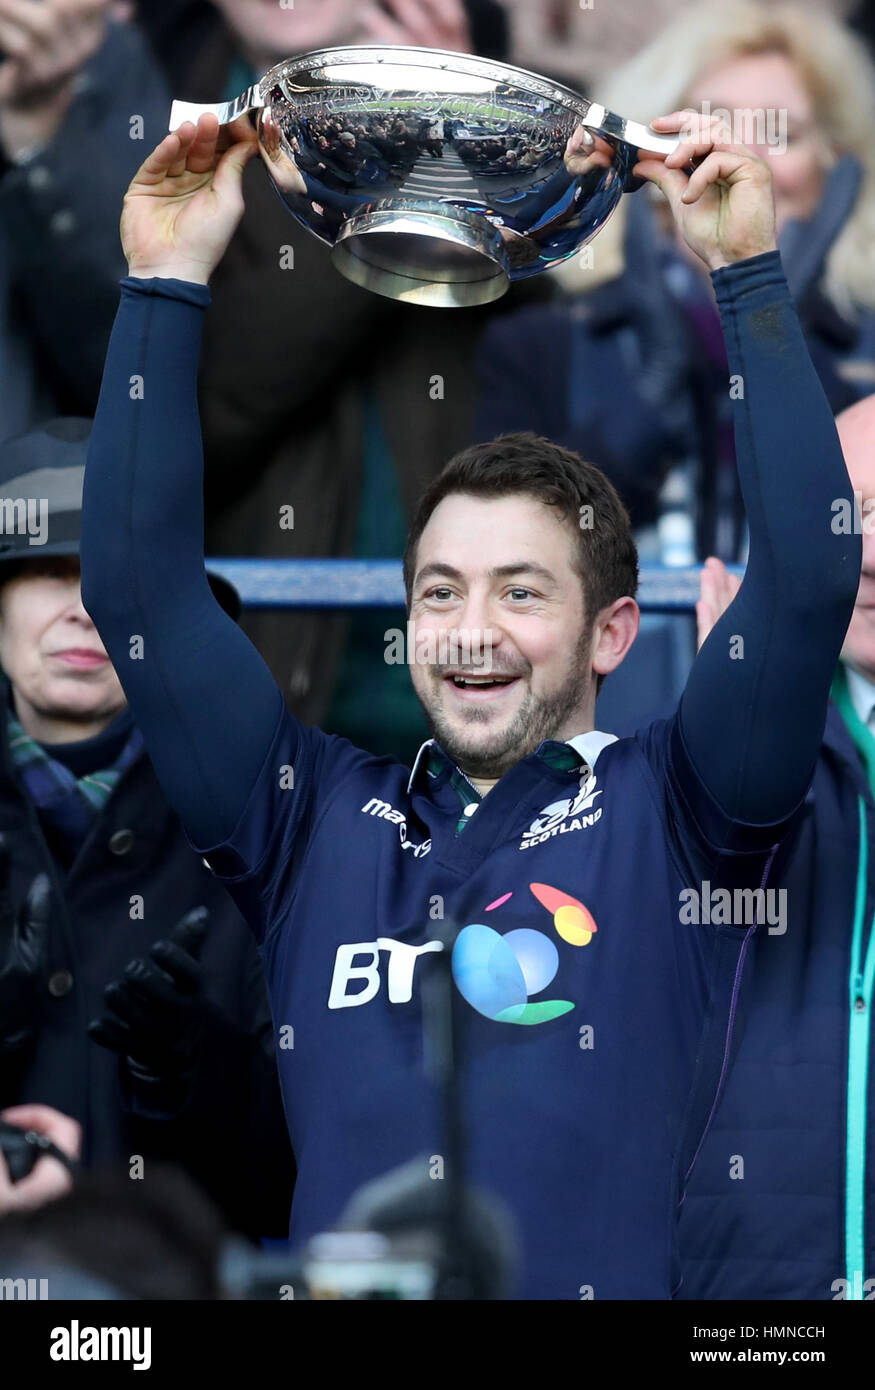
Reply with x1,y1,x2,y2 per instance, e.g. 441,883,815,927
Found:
80,101,858,1297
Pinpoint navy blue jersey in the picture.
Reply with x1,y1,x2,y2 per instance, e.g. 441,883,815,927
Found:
81,251,860,1298
202,715,786,1298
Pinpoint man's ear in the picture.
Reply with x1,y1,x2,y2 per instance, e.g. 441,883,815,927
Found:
591,597,640,678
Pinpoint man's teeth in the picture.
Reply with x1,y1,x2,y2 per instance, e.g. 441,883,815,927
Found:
452,676,512,687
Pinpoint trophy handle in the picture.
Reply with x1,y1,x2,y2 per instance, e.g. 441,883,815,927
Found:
575,102,683,191
169,85,264,131
578,103,680,158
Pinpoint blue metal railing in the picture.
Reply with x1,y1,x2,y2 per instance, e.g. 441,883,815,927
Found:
206,560,744,613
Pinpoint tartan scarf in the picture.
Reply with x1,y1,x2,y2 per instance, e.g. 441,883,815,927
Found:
6,706,143,857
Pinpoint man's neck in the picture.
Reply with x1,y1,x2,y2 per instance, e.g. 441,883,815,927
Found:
460,723,600,799
468,774,498,798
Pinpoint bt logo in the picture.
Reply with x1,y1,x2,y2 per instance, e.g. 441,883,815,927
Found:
327,882,597,1026
328,937,442,1010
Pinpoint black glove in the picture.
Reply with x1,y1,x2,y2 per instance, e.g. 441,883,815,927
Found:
0,1118,75,1183
88,907,210,1080
0,835,52,1055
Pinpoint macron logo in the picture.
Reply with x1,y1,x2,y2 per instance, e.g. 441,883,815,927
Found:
360,797,431,858
361,797,403,822
50,1321,151,1371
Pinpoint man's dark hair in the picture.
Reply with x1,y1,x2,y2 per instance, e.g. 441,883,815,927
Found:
403,432,639,624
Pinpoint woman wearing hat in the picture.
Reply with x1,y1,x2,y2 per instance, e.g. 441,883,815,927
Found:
0,418,294,1240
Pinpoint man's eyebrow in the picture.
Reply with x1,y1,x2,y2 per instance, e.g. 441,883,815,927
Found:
413,561,559,586
488,562,559,585
414,563,464,585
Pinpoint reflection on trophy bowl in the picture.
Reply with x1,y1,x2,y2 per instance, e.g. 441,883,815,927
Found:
170,46,678,308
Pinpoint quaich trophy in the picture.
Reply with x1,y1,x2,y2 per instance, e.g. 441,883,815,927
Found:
170,46,680,308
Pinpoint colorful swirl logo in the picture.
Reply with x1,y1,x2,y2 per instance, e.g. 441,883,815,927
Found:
451,883,597,1026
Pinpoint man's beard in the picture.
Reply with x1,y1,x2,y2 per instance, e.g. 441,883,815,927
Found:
416,628,594,782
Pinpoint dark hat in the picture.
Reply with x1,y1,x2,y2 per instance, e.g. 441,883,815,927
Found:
0,418,241,622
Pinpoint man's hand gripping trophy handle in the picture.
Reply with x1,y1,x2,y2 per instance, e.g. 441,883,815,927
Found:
631,109,778,270
121,114,259,286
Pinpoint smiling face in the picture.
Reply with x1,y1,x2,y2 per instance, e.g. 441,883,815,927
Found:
0,557,126,743
685,50,828,233
407,492,638,788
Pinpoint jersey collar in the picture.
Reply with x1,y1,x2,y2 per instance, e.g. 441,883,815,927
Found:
406,730,618,799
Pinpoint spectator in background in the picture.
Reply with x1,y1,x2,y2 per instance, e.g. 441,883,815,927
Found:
678,393,875,1300
426,115,445,158
0,420,295,1241
137,0,497,80
1,0,527,766
502,0,860,90
0,0,171,428
476,1,875,566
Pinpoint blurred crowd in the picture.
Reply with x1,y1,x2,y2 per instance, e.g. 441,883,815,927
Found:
2,0,875,746
2,0,875,1296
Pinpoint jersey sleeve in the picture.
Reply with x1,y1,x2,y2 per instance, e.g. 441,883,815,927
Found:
81,277,301,860
664,252,860,856
81,277,419,947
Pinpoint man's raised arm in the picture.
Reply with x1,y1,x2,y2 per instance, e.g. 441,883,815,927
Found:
81,117,288,849
635,113,861,830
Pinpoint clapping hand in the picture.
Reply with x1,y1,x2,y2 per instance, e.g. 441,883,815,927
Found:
89,906,211,1080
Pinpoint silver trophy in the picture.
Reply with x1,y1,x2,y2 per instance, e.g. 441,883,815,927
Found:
170,46,679,308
